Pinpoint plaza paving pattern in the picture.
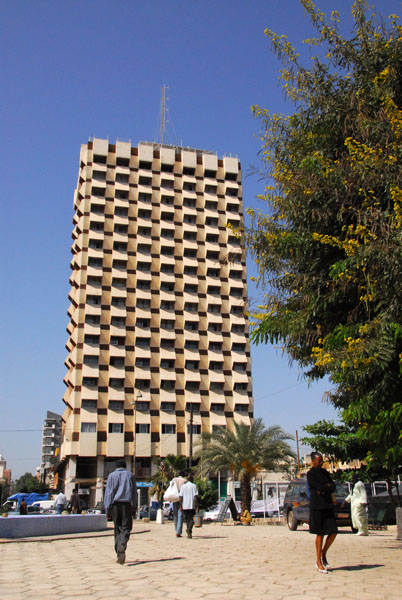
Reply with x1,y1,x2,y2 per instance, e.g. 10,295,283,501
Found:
1,521,401,599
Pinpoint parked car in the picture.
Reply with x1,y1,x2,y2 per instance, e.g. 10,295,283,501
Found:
283,477,353,531
139,505,158,520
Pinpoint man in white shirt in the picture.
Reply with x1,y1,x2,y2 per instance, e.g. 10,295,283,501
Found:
172,471,187,537
54,491,67,515
179,473,198,538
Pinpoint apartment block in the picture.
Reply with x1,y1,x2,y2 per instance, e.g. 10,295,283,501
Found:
41,410,62,473
59,138,253,504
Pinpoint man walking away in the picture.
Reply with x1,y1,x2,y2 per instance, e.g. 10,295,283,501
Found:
172,471,187,537
70,488,81,514
179,473,198,539
104,458,137,565
54,490,68,514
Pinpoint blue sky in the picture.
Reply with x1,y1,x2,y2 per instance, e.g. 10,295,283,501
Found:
1,0,401,478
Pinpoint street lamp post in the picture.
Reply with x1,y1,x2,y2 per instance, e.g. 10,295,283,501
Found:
131,390,143,475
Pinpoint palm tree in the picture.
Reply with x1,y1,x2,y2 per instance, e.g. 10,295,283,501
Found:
149,454,187,504
195,419,295,512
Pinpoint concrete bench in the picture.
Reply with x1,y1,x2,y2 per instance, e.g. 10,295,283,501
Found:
0,513,108,539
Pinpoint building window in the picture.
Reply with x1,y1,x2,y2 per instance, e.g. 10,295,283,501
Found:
116,173,129,184
161,319,175,329
185,381,200,391
87,276,102,287
161,300,175,310
210,381,224,391
183,248,197,257
161,247,174,257
184,266,197,275
205,185,217,194
113,241,127,252
110,356,125,367
187,424,201,434
161,195,174,205
207,268,220,277
109,401,124,410
109,378,124,388
111,297,126,309
93,168,106,178
108,423,123,433
184,340,198,350
233,362,247,372
234,382,248,391
84,334,100,345
231,306,243,316
186,402,200,413
161,263,174,273
89,239,103,249
183,231,197,241
91,186,105,197
114,224,128,234
116,156,130,167
208,322,221,332
207,286,220,295
205,217,218,226
161,163,174,172
136,402,150,412
204,169,216,178
183,215,196,224
183,166,195,176
137,226,151,236
161,212,174,221
161,401,175,411
137,261,151,272
115,206,128,217
183,182,195,192
137,243,151,254
136,317,150,327
90,222,104,232
185,360,199,369
209,342,222,351
184,302,198,312
138,209,151,219
136,423,150,433
136,298,151,308
231,324,244,333
85,314,100,325
184,321,198,331
162,424,176,434
138,192,152,202
83,355,99,366
184,283,198,293
91,203,104,214
88,257,102,268
232,343,246,352
161,359,175,368
211,402,225,411
82,400,97,409
161,339,175,349
113,259,127,269
82,377,98,388
161,229,174,240
111,316,125,327
137,280,151,290
183,197,196,207
161,179,174,189
112,277,126,289
235,404,248,412
136,337,150,348
135,379,150,390
207,304,220,314
81,422,96,433
139,160,152,170
209,361,223,370
205,201,218,211
136,357,150,368
206,234,219,243
206,250,219,260
226,187,238,197
110,336,125,346
161,281,174,291
161,380,175,390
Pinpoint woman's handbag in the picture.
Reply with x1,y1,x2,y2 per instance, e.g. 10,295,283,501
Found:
163,479,180,502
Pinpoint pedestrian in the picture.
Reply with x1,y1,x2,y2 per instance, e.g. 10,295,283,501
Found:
54,490,68,514
19,499,28,515
346,478,369,536
307,452,337,574
172,470,187,537
104,458,137,565
179,473,198,539
70,488,81,514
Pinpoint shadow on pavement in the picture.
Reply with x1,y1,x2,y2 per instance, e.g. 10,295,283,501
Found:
127,557,184,567
192,535,228,539
331,563,384,571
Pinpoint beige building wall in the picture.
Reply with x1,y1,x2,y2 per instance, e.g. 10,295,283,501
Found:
60,138,253,500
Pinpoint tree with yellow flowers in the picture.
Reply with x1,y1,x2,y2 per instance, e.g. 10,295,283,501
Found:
246,0,402,493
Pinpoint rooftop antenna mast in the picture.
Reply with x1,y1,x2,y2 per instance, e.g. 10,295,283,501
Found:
160,84,167,146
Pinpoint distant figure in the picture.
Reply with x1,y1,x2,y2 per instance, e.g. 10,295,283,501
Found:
179,473,198,539
70,488,81,514
104,458,137,565
54,491,68,514
240,509,252,525
307,452,338,574
346,479,369,536
172,471,187,537
19,499,28,515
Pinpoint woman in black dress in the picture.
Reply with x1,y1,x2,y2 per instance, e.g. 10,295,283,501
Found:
307,452,338,573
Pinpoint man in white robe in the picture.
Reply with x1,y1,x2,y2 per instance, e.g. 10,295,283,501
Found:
346,480,369,535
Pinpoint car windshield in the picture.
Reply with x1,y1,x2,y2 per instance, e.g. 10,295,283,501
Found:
334,482,349,496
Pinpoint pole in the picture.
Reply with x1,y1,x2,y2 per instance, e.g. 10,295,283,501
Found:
189,403,193,468
296,430,301,476
218,471,221,502
160,85,166,146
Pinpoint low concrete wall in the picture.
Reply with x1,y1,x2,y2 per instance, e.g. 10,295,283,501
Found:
0,514,108,539
396,507,402,540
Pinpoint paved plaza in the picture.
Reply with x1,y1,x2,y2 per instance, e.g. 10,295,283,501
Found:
1,520,401,600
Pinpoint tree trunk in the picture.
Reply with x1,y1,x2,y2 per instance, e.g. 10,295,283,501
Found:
240,473,252,513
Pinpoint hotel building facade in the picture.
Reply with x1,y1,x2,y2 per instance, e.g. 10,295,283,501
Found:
59,137,253,504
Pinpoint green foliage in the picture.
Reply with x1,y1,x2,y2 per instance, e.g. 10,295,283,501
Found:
195,419,295,512
194,477,219,511
12,472,46,494
246,0,402,478
149,454,187,504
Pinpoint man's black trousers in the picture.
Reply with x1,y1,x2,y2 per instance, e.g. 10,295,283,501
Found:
111,502,133,554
